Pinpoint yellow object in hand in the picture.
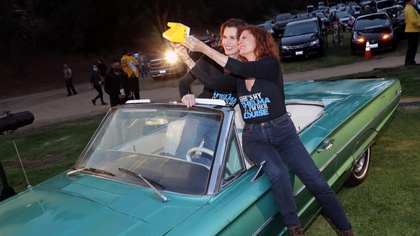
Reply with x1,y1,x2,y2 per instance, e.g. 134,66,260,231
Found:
162,22,190,43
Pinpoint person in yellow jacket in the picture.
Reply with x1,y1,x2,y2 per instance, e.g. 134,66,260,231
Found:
404,0,420,66
121,50,140,99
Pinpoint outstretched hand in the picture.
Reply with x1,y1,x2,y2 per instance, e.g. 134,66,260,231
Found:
170,42,189,59
183,36,208,53
181,94,196,108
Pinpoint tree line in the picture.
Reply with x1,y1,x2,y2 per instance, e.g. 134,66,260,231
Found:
0,0,310,77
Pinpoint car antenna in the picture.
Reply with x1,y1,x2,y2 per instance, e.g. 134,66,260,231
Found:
13,140,32,189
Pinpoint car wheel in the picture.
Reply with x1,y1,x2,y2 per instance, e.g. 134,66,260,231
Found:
346,146,371,187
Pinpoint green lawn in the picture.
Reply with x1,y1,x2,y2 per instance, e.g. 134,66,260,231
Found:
306,106,420,235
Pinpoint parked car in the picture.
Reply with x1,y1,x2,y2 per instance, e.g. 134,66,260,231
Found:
0,78,402,235
393,10,406,40
148,42,187,80
272,12,295,38
376,0,403,16
280,17,328,59
351,13,397,54
336,11,355,29
256,19,275,37
314,11,330,26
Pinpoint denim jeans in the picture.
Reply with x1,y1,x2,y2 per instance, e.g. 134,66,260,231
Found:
242,113,351,230
175,115,220,165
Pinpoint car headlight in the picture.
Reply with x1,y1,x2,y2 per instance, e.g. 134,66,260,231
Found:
356,37,365,43
382,32,393,40
165,51,179,63
353,33,365,44
309,39,320,46
281,45,290,50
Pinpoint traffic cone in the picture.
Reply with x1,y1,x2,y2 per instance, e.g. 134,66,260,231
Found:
364,41,371,59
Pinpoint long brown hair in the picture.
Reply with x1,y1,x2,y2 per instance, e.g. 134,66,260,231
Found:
238,25,279,61
219,18,248,43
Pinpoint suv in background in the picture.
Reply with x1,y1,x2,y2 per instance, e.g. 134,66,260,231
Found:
148,42,187,80
279,17,327,60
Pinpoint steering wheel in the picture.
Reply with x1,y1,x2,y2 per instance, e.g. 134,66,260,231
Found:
186,147,214,161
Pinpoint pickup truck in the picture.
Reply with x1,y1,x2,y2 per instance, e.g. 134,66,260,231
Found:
148,42,187,80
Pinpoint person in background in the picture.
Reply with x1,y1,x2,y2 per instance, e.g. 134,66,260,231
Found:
97,59,107,83
104,60,132,107
121,50,140,99
138,51,149,79
182,25,354,236
90,64,107,106
63,63,77,96
404,0,420,66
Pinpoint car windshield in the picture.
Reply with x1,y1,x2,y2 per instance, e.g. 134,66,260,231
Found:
354,16,390,30
284,21,318,37
74,106,223,195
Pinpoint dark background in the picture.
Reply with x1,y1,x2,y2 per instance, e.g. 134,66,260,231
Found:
0,0,316,98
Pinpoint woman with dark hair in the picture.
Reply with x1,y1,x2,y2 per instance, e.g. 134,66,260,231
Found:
175,18,247,102
169,19,246,162
182,25,354,236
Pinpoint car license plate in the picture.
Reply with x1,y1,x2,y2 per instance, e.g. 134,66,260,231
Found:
370,43,378,48
295,51,303,55
159,70,166,74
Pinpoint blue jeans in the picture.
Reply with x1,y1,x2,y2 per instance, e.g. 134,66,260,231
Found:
175,115,219,165
242,113,351,230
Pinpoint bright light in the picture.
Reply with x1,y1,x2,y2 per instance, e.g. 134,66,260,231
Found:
165,51,179,63
382,34,390,40
357,37,365,43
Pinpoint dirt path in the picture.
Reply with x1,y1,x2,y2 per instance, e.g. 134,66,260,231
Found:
0,54,418,132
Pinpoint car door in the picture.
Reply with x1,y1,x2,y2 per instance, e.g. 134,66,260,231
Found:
210,125,285,235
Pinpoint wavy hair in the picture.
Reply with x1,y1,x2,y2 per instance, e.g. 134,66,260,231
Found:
237,25,279,61
219,18,248,43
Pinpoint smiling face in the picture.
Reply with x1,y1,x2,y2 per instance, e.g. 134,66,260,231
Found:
238,30,257,61
221,27,240,59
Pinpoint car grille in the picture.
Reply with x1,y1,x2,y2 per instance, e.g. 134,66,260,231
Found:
288,43,311,49
149,58,185,78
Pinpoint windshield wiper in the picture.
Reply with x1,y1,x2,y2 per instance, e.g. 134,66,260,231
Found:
118,167,169,202
67,167,115,177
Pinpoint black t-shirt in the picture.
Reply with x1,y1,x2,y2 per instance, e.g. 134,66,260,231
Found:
225,56,287,124
179,55,238,107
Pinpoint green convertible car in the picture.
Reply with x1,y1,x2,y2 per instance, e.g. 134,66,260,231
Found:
0,78,401,235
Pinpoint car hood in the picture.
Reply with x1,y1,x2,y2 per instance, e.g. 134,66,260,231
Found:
0,173,209,235
281,33,317,46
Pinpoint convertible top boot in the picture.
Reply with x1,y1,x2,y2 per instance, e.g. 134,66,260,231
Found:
287,224,304,236
340,229,355,236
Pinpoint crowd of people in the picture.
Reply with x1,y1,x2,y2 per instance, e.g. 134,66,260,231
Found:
62,50,149,107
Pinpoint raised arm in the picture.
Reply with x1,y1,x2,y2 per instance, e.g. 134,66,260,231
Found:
178,72,196,98
183,36,229,68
